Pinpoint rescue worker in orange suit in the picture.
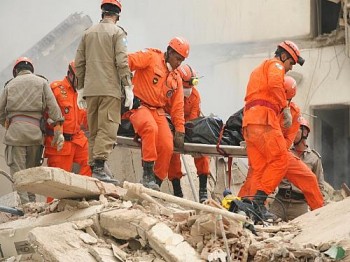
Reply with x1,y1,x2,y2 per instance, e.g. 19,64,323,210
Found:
239,75,300,198
240,76,324,214
270,117,326,221
243,67,324,219
128,37,190,191
44,61,91,177
0,57,64,204
242,41,306,219
75,0,132,184
167,64,210,202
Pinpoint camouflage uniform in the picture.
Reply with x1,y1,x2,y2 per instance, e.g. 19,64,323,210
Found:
75,19,131,164
0,70,63,203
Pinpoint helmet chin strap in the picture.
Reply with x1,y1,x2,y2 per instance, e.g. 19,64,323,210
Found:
294,126,309,146
165,52,173,71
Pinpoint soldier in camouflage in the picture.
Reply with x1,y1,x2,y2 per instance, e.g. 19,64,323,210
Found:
0,57,64,204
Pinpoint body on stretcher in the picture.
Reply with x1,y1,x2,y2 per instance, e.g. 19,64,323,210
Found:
115,136,247,158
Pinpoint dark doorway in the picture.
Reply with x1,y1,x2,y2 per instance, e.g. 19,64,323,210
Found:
320,0,341,34
313,106,350,189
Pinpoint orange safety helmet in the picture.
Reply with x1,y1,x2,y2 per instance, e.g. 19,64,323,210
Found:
178,64,199,88
101,0,122,12
278,41,305,66
67,60,78,89
284,75,297,100
168,37,190,58
299,116,310,133
13,56,34,77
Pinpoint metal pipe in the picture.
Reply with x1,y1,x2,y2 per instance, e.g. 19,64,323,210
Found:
123,182,247,223
0,205,24,216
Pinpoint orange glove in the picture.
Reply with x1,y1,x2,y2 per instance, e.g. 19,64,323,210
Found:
51,124,64,151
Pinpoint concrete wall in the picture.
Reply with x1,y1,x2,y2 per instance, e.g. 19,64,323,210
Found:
124,0,311,49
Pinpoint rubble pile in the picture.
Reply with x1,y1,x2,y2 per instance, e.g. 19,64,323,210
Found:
0,167,349,261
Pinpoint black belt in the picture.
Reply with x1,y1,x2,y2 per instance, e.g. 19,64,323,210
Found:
277,188,305,201
46,130,74,141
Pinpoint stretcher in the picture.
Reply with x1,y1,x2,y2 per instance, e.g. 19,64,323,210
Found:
115,136,247,158
115,136,247,202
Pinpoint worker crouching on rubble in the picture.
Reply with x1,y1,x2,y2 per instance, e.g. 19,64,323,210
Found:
167,64,210,203
270,117,326,221
75,0,132,184
127,37,190,191
44,61,91,178
0,57,64,204
242,41,306,220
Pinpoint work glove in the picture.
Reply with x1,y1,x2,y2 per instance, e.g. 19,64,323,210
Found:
77,89,87,110
174,131,185,149
124,85,134,110
51,124,65,151
282,107,292,128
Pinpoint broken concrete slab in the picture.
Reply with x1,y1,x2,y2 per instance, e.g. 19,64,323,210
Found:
100,209,147,240
0,204,104,258
147,222,203,262
0,192,20,208
13,167,125,199
89,246,118,262
292,197,350,245
29,222,96,261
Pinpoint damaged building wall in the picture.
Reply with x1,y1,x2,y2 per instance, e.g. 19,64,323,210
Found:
123,0,311,49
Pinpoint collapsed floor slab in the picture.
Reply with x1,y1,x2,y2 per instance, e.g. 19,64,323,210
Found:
0,204,104,258
13,167,124,199
291,197,350,245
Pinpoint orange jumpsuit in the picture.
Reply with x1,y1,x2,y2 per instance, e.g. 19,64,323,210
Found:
242,58,288,196
239,102,300,197
44,77,91,176
128,48,184,180
239,102,323,209
168,87,210,180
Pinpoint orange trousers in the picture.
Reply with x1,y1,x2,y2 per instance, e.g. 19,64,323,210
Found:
168,153,210,181
130,106,173,180
46,141,91,176
243,124,289,195
239,151,324,210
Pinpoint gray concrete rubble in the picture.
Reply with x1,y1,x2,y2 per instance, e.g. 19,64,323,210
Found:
13,167,125,199
0,168,349,261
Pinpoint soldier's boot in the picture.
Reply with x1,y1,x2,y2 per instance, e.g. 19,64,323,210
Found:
155,176,163,188
142,161,160,191
172,178,183,198
92,159,120,185
199,174,208,203
253,190,278,221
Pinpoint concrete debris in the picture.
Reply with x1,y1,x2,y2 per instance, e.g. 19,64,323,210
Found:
0,168,350,261
13,167,125,199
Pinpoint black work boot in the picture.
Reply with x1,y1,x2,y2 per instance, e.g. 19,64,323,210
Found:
142,161,160,191
253,190,278,221
92,159,120,185
155,176,163,188
172,179,183,198
198,174,208,203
